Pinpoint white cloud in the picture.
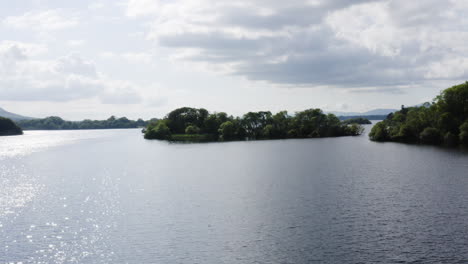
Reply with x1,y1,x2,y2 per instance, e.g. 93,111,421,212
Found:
67,40,86,47
54,53,98,77
99,51,153,64
121,52,153,64
0,41,47,57
99,79,142,104
424,57,468,79
0,41,142,104
99,52,116,59
89,2,106,10
125,0,161,17
3,9,79,32
326,2,402,57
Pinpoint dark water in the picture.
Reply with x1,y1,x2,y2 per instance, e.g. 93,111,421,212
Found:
1,126,467,263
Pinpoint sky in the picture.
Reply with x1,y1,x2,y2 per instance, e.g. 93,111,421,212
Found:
1,0,468,120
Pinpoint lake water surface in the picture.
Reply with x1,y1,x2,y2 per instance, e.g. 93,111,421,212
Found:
1,126,467,263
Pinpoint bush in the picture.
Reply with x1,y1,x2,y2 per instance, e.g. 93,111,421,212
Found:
185,125,200,134
459,121,468,146
345,123,364,136
169,134,215,142
419,127,441,144
443,132,458,146
397,124,417,142
218,121,235,141
369,122,388,141
144,122,171,140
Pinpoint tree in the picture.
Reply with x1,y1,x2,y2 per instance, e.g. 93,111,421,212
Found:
292,109,327,137
342,117,372,125
185,125,200,134
242,111,272,139
218,121,235,140
346,124,365,136
166,107,209,134
144,107,364,141
369,122,388,141
144,122,171,140
459,120,468,146
369,82,468,147
419,127,441,144
0,117,23,136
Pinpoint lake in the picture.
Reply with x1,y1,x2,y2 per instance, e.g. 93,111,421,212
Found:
0,126,467,263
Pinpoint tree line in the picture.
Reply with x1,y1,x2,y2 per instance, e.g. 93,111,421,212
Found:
144,107,364,142
16,116,148,130
369,82,468,146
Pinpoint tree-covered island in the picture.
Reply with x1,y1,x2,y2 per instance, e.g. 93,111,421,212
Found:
341,117,372,125
144,107,364,142
0,117,23,136
369,82,468,147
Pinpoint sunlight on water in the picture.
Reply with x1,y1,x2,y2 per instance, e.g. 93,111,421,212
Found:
0,128,467,263
0,164,42,217
0,130,122,263
0,130,106,159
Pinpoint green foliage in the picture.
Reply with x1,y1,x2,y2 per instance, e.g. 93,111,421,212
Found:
16,116,147,130
166,107,209,134
443,132,458,146
419,127,441,144
459,120,468,146
169,134,216,142
0,117,23,136
242,111,273,139
341,117,372,125
185,125,200,134
218,121,236,141
346,123,365,136
144,121,171,140
369,82,468,147
369,122,388,141
144,107,364,142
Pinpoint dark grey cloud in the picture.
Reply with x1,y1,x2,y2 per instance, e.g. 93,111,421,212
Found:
138,0,468,92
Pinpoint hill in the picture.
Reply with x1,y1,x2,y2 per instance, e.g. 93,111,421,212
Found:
0,107,35,121
329,108,397,117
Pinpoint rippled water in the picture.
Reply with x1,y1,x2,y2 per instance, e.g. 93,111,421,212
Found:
0,127,467,263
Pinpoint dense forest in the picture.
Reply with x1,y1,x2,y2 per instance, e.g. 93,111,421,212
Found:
369,82,468,146
144,107,364,142
0,117,23,136
16,116,147,130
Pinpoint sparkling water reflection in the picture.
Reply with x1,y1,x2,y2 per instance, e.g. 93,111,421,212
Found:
0,127,467,263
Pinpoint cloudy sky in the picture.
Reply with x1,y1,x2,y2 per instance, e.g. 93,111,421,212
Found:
1,0,468,120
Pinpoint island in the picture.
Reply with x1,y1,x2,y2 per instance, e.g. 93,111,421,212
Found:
0,117,23,136
369,82,468,147
341,117,372,125
144,107,364,142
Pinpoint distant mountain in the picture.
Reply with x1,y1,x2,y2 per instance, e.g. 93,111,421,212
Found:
0,107,35,121
361,108,398,115
329,108,397,117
